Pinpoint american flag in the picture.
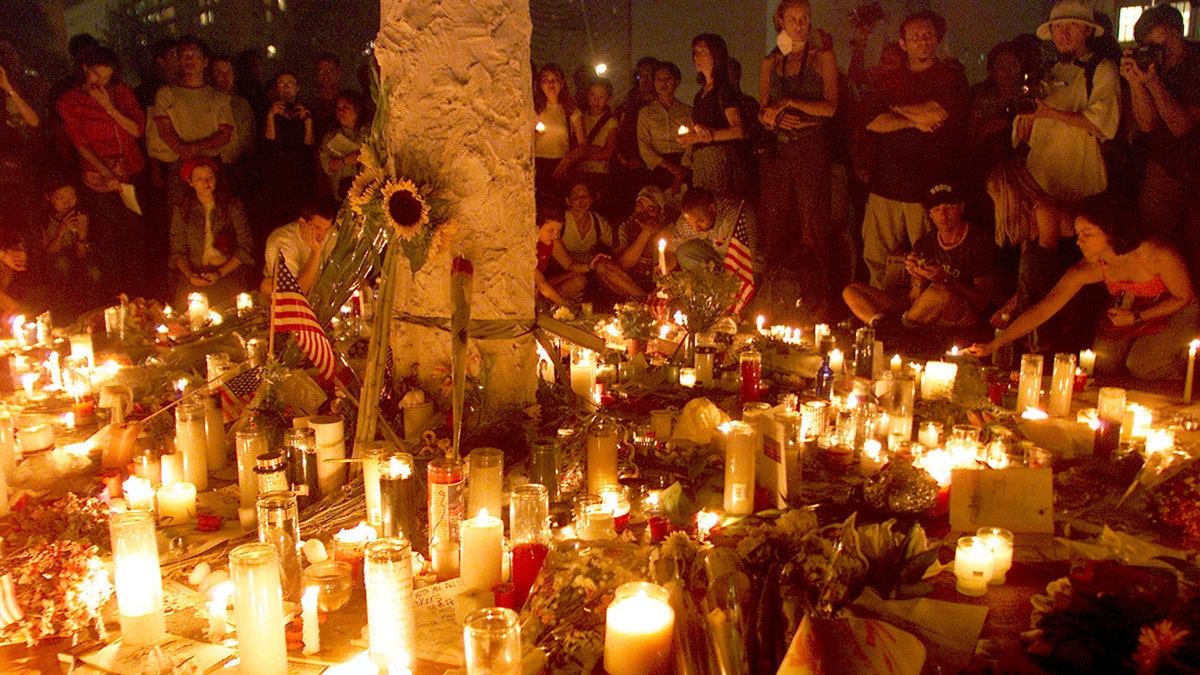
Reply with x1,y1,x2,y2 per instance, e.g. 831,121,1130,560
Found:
723,236,754,315
217,365,263,423
273,251,338,383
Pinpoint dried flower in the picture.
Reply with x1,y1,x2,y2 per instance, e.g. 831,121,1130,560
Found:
1134,620,1192,675
381,178,430,241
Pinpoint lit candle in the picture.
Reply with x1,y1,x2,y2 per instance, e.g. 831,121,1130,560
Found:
677,124,689,135
69,333,94,369
1147,428,1175,456
302,586,320,654
679,367,697,388
535,121,546,133
604,582,675,675
160,452,184,486
1047,353,1077,417
828,348,844,373
1079,349,1097,377
364,538,416,668
921,361,958,400
208,580,233,642
657,238,668,276
378,451,415,540
1127,404,1153,440
917,421,942,450
461,508,504,592
1016,354,1043,413
237,292,253,316
723,421,756,515
229,543,288,675
976,527,1013,585
467,448,504,524
954,535,994,597
186,292,209,330
203,393,227,471
586,418,619,494
571,349,597,401
859,439,885,477
1187,340,1199,403
123,476,155,512
696,509,720,542
156,482,197,525
110,511,166,645
756,315,766,334
175,403,208,491
890,354,902,375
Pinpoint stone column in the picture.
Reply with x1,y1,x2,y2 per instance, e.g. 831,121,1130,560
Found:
376,0,538,412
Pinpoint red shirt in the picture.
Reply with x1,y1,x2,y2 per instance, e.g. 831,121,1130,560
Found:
56,82,146,178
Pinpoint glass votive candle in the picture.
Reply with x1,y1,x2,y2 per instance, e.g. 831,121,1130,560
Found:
463,607,521,675
976,527,1014,585
954,535,994,597
301,560,353,612
917,421,943,449
679,367,697,388
597,484,631,532
603,582,675,675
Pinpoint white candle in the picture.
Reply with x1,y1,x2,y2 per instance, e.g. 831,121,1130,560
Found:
208,581,233,642
1187,340,1199,403
571,352,597,401
604,582,675,675
176,403,208,491
1079,349,1097,376
976,527,1013,586
921,361,958,400
890,354,902,375
461,508,504,592
365,538,415,668
657,238,668,276
187,292,209,329
230,543,288,675
678,367,697,388
1047,353,1076,417
1016,354,1043,413
157,482,197,525
310,416,347,496
203,394,227,471
676,124,689,135
467,448,504,524
723,421,756,515
70,334,94,369
917,421,942,450
160,452,184,486
535,121,546,133
110,511,166,645
123,476,155,512
954,536,994,597
859,439,885,477
302,586,320,654
756,315,766,334
1127,404,1153,440
828,348,844,373
237,293,253,315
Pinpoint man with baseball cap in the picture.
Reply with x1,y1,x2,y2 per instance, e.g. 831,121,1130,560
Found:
843,183,1003,328
1122,4,1200,278
1015,0,1120,203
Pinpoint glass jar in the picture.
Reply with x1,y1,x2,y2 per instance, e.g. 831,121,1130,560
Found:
365,537,416,668
228,543,287,675
256,491,302,603
464,607,521,675
283,428,318,508
527,438,558,502
110,511,165,645
255,452,289,494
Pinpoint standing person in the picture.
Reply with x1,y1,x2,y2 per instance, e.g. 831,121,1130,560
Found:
609,57,659,219
209,55,257,201
966,41,1026,190
147,35,234,210
1121,5,1200,281
533,63,584,204
556,78,618,212
680,33,747,200
756,0,839,305
55,45,148,300
259,71,316,232
1016,0,1120,203
0,57,41,241
318,90,369,202
309,52,344,142
859,10,969,290
168,157,253,307
968,194,1198,380
637,62,691,196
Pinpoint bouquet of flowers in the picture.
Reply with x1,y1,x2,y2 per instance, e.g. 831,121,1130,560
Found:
613,302,657,342
660,263,741,334
0,540,112,645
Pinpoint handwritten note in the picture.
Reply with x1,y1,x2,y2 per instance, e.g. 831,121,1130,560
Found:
950,467,1054,534
413,577,466,667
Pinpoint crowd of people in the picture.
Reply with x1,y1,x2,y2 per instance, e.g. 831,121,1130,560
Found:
0,0,1198,382
0,33,363,321
536,0,1200,381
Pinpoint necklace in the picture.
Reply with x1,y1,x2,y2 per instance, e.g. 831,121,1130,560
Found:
938,225,968,250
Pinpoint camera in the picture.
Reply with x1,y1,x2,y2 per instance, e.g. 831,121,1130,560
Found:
1004,73,1041,117
1132,44,1165,71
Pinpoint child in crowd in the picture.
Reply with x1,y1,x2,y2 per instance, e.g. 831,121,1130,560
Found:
43,180,102,318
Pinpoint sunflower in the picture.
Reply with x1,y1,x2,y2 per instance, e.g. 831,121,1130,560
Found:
347,166,385,215
429,219,457,257
381,178,430,240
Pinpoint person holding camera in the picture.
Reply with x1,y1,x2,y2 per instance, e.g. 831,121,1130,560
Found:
844,183,1003,329
259,71,317,233
1122,5,1200,275
1015,1,1119,203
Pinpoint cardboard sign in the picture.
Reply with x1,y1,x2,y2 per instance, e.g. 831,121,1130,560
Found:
949,467,1054,534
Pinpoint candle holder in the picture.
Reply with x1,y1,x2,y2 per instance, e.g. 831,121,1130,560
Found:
527,437,559,502
309,415,346,497
284,427,318,509
257,491,302,603
917,421,943,449
302,560,353,612
597,484,631,532
1096,387,1127,460
110,511,165,645
954,536,994,597
360,441,386,528
365,537,416,668
586,416,620,494
175,402,208,491
201,393,226,472
1047,353,1077,418
229,543,288,675
427,456,464,580
235,429,267,527
739,349,762,404
468,447,504,520
1016,353,1044,413
976,527,1014,585
604,582,675,675
461,507,504,592
464,607,521,675
510,484,549,608
379,451,416,541
723,421,756,515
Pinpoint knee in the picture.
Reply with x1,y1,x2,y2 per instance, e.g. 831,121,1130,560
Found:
842,282,869,305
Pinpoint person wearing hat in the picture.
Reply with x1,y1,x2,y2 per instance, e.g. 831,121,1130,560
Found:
1122,4,1200,274
1015,0,1119,203
843,183,1003,328
970,193,1198,379
168,157,253,307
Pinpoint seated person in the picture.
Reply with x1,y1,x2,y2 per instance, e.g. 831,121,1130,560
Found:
968,194,1198,379
559,180,614,264
843,183,1004,327
535,206,587,305
168,157,254,308
0,228,29,324
42,179,101,315
664,186,758,274
590,185,670,300
261,196,339,296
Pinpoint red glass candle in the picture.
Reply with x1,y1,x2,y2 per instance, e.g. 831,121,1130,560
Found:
739,350,762,404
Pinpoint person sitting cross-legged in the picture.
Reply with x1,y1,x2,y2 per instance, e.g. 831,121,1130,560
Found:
843,183,1005,328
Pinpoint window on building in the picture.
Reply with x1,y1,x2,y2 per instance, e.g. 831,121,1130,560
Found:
1117,2,1193,43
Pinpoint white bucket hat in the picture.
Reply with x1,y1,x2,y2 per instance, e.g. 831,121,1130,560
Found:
1037,0,1106,40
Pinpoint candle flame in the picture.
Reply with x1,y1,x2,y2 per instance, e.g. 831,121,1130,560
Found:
477,508,489,519
1020,407,1049,420
677,125,690,135
657,238,667,251
1191,339,1200,352
535,121,546,132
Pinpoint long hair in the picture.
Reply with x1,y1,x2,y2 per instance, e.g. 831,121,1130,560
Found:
987,161,1044,247
534,63,576,116
1076,192,1141,255
692,33,731,89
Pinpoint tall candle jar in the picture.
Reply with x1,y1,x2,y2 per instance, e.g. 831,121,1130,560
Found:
723,421,756,515
309,415,346,497
427,456,465,580
586,416,620,494
175,402,208,491
379,452,416,541
510,484,549,608
1047,353,1077,418
235,429,268,525
1095,387,1127,460
954,536,994,597
604,582,675,675
570,347,597,401
739,349,762,404
854,326,875,379
202,392,227,471
464,607,521,675
255,453,290,494
361,441,385,528
468,447,504,520
527,438,558,502
365,537,416,668
256,491,302,603
977,527,1014,585
283,428,319,509
1016,354,1044,413
229,543,287,675
110,511,165,645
